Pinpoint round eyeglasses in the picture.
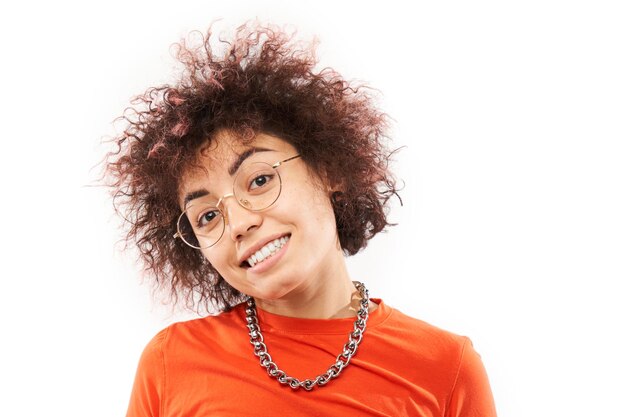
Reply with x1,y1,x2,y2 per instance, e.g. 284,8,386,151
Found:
174,154,301,249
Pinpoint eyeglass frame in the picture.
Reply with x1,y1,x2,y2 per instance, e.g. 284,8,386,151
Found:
173,154,302,249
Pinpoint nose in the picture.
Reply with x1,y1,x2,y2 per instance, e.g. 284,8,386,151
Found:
219,195,262,241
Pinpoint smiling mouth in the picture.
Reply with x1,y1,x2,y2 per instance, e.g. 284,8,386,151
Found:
241,234,291,268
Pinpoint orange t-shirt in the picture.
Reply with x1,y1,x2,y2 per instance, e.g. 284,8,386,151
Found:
126,298,497,416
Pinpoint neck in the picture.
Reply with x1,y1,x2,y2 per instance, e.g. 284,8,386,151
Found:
253,253,376,319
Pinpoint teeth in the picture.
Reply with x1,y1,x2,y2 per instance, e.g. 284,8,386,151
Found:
247,235,290,268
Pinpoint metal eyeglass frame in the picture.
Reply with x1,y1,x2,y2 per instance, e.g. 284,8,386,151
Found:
173,154,301,249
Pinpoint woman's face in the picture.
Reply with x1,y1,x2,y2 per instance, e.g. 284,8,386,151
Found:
178,130,343,302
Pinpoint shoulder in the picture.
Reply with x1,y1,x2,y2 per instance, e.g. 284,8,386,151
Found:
374,303,484,384
379,304,469,357
142,303,246,355
373,303,496,415
127,306,245,416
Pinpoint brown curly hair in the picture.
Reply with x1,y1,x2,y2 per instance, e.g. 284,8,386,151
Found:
101,22,401,314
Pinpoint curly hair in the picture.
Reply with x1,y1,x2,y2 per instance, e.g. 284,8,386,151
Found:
101,21,401,314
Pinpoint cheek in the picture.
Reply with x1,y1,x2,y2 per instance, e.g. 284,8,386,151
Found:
201,246,233,275
283,177,333,215
298,195,337,236
308,186,336,221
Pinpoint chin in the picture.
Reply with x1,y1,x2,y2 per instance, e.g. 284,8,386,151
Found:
248,280,299,302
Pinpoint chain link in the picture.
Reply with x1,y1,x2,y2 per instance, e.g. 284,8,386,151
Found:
245,281,370,391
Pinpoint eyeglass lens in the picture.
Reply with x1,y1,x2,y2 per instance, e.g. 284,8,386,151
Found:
177,161,282,249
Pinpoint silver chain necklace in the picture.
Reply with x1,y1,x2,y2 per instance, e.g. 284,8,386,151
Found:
245,281,370,391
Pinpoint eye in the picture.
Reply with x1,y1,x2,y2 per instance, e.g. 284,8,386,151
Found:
249,174,274,190
197,209,220,228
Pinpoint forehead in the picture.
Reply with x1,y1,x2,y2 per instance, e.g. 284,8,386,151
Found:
177,131,296,205
190,130,296,173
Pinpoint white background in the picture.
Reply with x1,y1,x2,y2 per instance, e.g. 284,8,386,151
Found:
1,1,624,416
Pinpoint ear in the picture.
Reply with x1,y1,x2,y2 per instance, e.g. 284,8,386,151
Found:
326,179,348,209
318,167,345,196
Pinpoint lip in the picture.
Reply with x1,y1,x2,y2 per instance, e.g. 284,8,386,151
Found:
238,232,291,267
246,238,290,274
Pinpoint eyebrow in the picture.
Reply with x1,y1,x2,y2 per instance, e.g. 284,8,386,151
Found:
182,146,274,208
228,147,273,176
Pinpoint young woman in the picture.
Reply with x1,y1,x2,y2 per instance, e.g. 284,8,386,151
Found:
104,22,497,416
